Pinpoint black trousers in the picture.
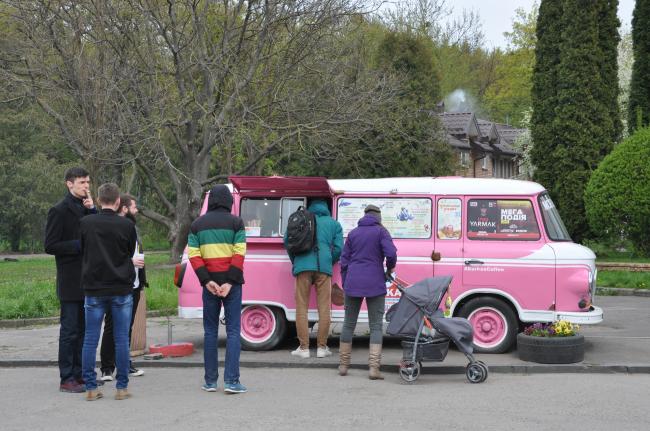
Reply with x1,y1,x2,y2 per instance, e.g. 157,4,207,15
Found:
59,300,85,384
100,289,141,374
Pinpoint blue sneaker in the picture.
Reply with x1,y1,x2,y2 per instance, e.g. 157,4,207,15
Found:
201,383,218,392
224,382,247,394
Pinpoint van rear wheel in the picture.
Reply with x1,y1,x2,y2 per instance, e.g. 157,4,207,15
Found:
457,297,517,354
240,305,287,351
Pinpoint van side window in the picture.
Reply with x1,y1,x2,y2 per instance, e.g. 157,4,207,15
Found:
240,197,305,237
337,197,432,239
467,199,540,240
437,198,462,239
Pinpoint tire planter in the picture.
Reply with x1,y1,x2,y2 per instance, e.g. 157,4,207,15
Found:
517,333,585,364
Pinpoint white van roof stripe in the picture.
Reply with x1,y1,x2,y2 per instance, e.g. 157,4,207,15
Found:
328,177,545,195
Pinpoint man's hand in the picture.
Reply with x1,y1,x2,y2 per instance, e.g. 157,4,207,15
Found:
133,256,145,268
205,281,219,295
82,190,94,209
217,283,232,297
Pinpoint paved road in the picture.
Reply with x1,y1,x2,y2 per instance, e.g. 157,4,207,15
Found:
2,296,649,371
0,367,648,431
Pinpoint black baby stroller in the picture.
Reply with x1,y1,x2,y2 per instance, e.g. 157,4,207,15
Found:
385,276,488,383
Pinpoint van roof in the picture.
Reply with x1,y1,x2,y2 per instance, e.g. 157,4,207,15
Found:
328,177,546,196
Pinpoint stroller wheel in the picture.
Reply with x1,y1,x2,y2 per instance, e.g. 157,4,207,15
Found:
399,360,421,383
466,362,487,384
476,361,489,382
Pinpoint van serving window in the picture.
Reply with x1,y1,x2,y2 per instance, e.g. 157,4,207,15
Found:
467,199,540,240
240,197,305,237
337,197,432,239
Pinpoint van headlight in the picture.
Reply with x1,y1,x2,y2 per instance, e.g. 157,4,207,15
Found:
589,269,597,299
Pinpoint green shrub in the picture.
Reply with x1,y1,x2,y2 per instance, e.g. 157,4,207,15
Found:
584,127,650,256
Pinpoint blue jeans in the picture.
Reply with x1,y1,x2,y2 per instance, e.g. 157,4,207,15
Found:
82,294,133,390
203,284,242,385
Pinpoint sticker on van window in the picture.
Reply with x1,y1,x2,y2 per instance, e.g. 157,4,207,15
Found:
337,198,432,238
467,199,540,240
437,199,462,239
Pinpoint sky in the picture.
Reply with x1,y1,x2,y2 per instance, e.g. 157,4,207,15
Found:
443,0,636,49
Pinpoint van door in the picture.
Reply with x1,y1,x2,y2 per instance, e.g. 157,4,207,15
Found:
460,196,556,352
431,197,465,298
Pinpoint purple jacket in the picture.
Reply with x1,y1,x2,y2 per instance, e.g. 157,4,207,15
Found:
340,214,397,298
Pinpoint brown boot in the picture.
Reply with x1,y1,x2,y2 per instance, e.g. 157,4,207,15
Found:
115,389,131,400
368,343,384,380
338,342,352,376
85,390,103,401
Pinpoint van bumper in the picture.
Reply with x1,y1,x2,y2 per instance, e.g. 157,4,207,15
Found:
556,305,603,324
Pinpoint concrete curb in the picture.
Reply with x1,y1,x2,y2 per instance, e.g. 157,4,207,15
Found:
0,309,176,329
1,359,649,374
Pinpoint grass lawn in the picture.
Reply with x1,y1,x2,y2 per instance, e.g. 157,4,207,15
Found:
597,270,650,290
0,254,177,320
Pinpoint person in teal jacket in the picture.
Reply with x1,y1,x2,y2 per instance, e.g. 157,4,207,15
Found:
284,200,343,359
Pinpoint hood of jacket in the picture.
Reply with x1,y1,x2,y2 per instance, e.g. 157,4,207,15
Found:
308,200,330,217
358,213,381,227
208,185,233,212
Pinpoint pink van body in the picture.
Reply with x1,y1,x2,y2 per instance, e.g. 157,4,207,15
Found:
177,176,602,353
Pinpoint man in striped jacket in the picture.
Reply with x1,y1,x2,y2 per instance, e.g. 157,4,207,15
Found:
188,184,247,394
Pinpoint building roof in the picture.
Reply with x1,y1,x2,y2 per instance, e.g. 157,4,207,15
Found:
447,134,471,150
438,112,480,138
329,177,546,195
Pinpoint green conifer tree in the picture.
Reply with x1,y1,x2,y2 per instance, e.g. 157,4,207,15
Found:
597,0,622,147
530,0,563,192
552,0,610,241
629,0,650,132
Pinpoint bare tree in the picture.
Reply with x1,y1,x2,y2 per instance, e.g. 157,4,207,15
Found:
2,0,399,260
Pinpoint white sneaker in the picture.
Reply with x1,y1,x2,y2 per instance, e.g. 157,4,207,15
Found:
291,347,310,359
316,346,332,358
100,371,113,382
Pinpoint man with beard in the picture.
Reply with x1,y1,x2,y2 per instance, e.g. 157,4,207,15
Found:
99,194,147,382
45,167,97,393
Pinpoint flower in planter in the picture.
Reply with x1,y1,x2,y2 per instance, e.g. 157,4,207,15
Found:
523,320,579,337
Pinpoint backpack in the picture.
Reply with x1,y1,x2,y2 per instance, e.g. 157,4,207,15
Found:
285,206,317,255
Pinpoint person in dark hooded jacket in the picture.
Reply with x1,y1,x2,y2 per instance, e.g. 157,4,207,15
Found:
188,185,247,394
338,204,397,380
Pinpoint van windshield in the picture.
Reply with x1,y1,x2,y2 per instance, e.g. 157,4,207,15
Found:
538,193,571,241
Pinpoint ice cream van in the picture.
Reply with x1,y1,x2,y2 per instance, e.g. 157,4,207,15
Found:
176,176,602,353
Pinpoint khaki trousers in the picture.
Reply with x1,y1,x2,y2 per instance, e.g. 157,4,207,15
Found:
295,271,331,349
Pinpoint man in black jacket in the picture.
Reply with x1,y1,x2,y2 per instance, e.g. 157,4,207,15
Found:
45,167,96,393
80,183,137,401
99,193,146,381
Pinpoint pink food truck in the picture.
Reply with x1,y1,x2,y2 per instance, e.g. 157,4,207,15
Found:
176,176,602,353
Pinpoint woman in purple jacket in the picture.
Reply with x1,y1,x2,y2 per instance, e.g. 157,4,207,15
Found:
338,205,397,379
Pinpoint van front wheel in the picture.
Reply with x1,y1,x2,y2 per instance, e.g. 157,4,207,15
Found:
457,297,517,354
240,305,287,351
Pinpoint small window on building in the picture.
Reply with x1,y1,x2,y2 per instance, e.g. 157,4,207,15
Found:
459,151,469,167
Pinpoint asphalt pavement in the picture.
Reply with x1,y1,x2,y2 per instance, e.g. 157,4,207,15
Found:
1,296,649,373
0,368,648,431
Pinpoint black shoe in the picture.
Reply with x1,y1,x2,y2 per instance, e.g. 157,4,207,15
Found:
76,377,104,386
100,371,114,382
129,367,144,377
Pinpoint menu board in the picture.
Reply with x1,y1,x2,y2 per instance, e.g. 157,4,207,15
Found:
467,199,540,240
337,198,432,238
